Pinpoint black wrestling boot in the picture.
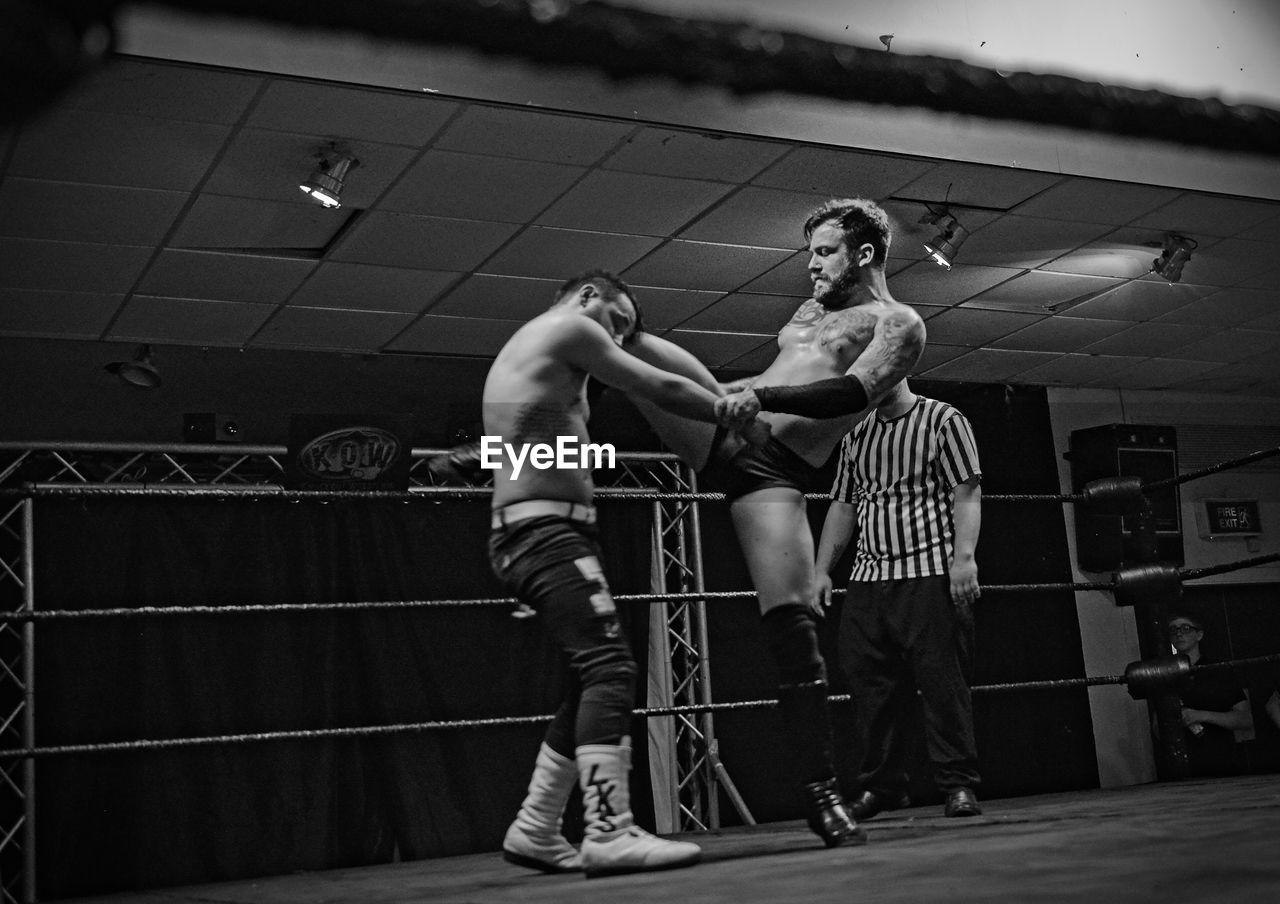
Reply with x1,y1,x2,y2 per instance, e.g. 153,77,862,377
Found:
803,777,867,847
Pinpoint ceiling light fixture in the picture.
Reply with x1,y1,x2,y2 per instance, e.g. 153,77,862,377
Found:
1151,233,1197,283
300,152,358,209
105,344,161,389
921,207,970,270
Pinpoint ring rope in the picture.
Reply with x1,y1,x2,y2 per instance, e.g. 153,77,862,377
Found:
1180,552,1280,581
1142,444,1280,493
0,483,1107,505
8,550,1279,624
11,654,1279,761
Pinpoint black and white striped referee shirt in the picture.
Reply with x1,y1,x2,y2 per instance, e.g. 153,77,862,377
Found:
830,396,981,582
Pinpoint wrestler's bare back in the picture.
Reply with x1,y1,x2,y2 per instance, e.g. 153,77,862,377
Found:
753,295,922,465
483,313,596,509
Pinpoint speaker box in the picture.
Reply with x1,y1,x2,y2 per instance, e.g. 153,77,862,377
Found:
1067,424,1183,572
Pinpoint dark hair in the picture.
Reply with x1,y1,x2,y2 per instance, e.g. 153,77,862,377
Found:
553,269,646,338
803,198,892,267
1168,613,1204,631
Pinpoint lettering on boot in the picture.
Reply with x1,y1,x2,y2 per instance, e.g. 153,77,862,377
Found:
585,764,620,832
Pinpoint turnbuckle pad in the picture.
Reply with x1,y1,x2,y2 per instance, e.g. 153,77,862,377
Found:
1113,563,1182,607
1124,654,1191,700
1081,476,1147,515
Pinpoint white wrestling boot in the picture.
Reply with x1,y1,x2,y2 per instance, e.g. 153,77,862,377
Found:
502,743,582,872
576,740,701,878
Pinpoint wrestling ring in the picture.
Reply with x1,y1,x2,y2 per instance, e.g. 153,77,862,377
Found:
4,2,1280,902
1,438,1278,903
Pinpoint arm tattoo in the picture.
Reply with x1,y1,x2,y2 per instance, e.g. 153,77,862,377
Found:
854,311,926,401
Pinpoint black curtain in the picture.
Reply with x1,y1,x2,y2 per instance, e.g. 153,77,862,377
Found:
35,497,652,899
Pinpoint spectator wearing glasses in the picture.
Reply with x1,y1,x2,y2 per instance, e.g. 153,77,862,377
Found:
1165,614,1253,777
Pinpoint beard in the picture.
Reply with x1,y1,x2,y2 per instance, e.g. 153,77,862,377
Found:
813,266,856,307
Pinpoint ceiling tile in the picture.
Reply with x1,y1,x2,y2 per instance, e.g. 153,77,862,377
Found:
10,110,230,191
674,293,802,333
139,250,316,304
290,263,459,313
665,330,777,368
1153,287,1280,327
1230,352,1280,374
204,129,420,207
1132,193,1280,238
251,307,416,352
381,150,585,220
0,179,187,245
332,213,520,271
0,289,121,339
1235,261,1280,290
1010,177,1178,224
1098,358,1224,390
481,227,661,280
753,147,935,199
55,58,263,124
890,262,1021,307
991,316,1125,353
602,128,787,182
1040,226,1171,279
173,196,351,250
622,241,794,292
1012,353,1143,387
1241,306,1280,332
914,347,1061,382
1080,322,1209,357
536,171,735,236
1163,330,1280,363
959,216,1114,269
1169,237,1280,288
893,162,1062,210
1057,278,1213,321
911,343,971,375
435,105,634,165
617,285,723,331
385,314,523,356
1233,211,1280,243
678,186,827,248
249,81,459,147
430,274,564,320
738,252,810,297
1173,371,1276,395
920,308,1046,346
964,271,1123,313
0,238,153,293
107,296,274,345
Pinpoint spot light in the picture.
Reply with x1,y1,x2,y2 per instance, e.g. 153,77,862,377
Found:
921,207,969,270
1151,233,1197,283
300,152,358,209
105,344,161,389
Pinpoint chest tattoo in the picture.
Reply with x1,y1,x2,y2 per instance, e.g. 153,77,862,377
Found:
817,308,878,350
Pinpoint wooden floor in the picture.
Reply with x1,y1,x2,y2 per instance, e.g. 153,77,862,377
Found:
60,775,1280,904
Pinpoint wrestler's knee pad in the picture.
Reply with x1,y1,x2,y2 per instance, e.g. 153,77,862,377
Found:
761,604,827,686
571,645,638,747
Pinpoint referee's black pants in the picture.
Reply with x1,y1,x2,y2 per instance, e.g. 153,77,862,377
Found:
838,574,980,796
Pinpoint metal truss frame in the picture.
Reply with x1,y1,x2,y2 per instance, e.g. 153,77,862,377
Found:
0,441,728,901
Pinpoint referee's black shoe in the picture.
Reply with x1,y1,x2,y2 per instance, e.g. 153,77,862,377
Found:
847,788,911,821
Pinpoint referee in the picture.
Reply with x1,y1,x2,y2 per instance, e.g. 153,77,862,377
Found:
814,378,984,819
